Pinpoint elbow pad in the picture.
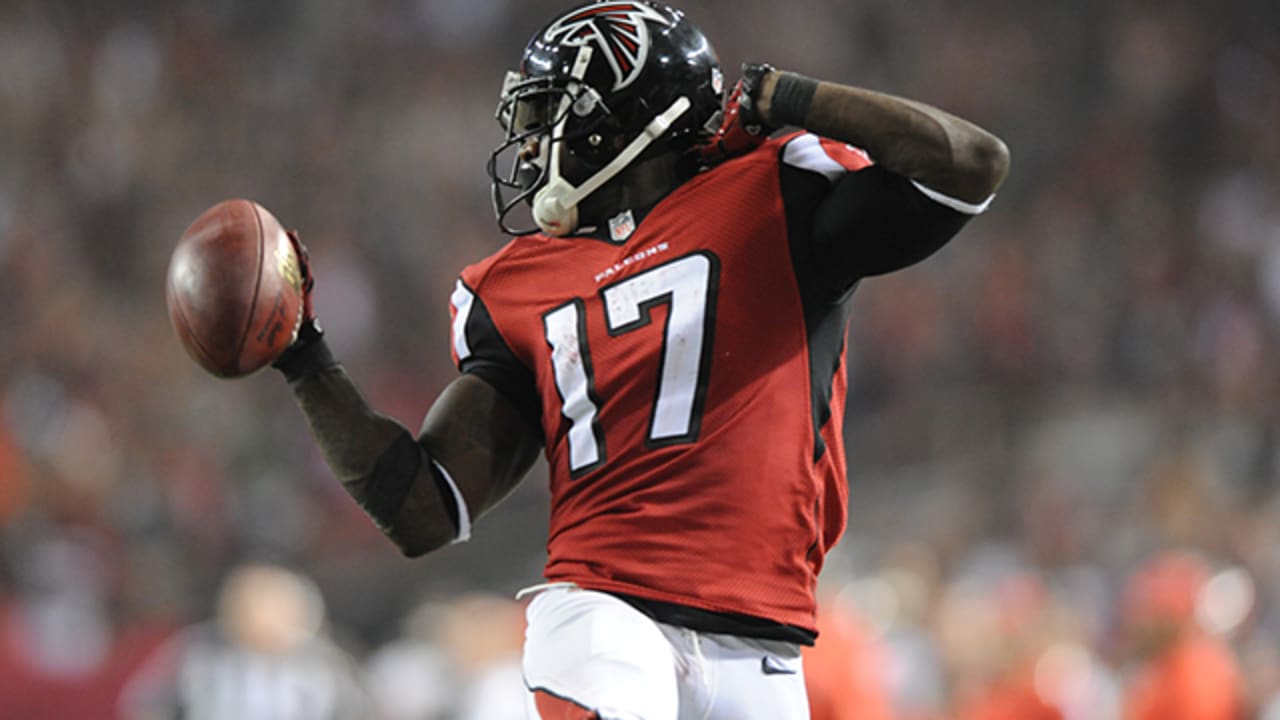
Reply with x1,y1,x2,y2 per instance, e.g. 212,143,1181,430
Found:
360,431,422,532
361,431,463,540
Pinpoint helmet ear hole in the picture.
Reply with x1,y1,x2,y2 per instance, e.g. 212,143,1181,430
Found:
565,113,627,168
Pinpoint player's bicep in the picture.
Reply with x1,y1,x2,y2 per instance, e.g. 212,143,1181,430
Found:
418,374,542,521
810,166,974,286
432,276,542,525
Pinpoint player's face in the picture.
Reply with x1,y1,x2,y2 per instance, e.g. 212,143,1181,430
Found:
502,87,556,184
490,76,558,232
489,69,612,234
497,83,596,187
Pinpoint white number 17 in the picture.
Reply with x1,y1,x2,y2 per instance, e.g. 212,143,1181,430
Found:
543,252,719,476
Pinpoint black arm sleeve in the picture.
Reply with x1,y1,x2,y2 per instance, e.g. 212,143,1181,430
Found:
783,163,974,302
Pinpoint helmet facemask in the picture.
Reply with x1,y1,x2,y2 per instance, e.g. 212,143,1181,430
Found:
488,48,613,236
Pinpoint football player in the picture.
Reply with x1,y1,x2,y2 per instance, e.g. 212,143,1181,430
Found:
272,2,1009,718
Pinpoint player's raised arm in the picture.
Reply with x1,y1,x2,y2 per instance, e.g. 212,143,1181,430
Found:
272,240,541,557
165,203,539,556
708,64,1010,289
754,66,1010,203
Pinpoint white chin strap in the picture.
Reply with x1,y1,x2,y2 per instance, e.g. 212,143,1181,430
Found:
533,95,692,237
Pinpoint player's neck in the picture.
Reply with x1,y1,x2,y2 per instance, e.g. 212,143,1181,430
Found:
579,152,686,226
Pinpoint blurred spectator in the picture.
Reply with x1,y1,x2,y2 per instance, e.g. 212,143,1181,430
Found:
364,600,457,720
439,593,528,720
804,592,897,720
944,570,1064,720
954,668,1063,720
0,523,170,720
119,563,371,720
362,592,527,719
1119,551,1246,720
0,417,28,523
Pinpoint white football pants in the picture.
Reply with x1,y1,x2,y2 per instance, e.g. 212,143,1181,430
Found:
521,585,810,720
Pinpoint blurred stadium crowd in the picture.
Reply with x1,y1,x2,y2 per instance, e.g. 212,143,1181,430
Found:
1,0,1279,718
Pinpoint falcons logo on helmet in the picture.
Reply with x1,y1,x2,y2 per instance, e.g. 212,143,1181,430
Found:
543,2,672,91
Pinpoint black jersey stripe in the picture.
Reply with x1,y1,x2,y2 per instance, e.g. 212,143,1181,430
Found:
455,280,544,438
778,140,858,463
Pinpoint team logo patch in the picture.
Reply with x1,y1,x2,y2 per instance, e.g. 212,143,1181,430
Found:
543,2,672,91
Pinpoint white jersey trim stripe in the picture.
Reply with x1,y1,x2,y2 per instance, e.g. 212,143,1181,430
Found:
910,180,994,215
781,133,846,182
450,280,475,362
432,459,472,543
783,132,995,215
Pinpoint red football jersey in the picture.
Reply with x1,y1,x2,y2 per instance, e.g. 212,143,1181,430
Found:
451,133,873,632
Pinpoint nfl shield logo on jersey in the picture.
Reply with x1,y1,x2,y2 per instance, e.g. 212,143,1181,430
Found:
609,209,637,243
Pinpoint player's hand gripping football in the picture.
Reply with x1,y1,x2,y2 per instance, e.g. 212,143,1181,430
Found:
283,229,316,330
696,63,776,165
270,229,324,375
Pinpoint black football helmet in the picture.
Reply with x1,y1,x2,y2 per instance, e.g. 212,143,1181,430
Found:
487,1,724,236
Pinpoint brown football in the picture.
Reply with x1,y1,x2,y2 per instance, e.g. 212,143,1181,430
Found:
166,199,304,378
